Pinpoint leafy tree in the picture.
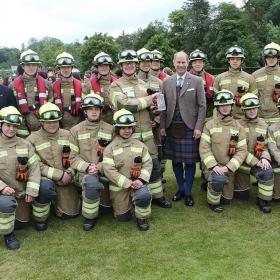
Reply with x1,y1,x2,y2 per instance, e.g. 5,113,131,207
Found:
79,33,121,73
0,48,20,69
266,21,280,44
116,30,135,49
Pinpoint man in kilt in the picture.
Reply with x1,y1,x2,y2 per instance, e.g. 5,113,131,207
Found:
160,51,206,206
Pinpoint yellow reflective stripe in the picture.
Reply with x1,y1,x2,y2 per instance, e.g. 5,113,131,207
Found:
0,214,15,230
142,130,153,140
267,137,275,144
259,117,280,124
220,79,231,85
47,167,55,179
244,128,249,133
111,92,122,107
103,157,115,165
207,190,221,203
274,76,280,82
142,152,150,163
0,151,8,158
141,169,150,178
17,129,30,136
245,154,254,165
70,143,79,153
15,190,26,198
273,131,280,138
33,204,50,218
139,86,147,92
237,80,249,88
255,76,267,83
113,148,123,156
98,132,112,141
258,182,273,196
139,97,148,110
82,200,99,214
274,167,280,174
131,147,142,153
16,147,28,155
236,138,246,148
26,181,39,191
78,133,91,140
109,184,122,192
148,180,162,195
230,158,240,169
35,142,51,151
77,161,87,171
230,128,239,135
238,164,251,173
67,167,75,177
204,155,215,165
57,140,70,146
122,87,134,93
201,133,211,143
118,175,126,188
132,132,141,139
28,154,38,166
149,83,160,89
210,127,222,134
251,88,258,95
255,128,266,134
213,87,219,94
135,205,151,217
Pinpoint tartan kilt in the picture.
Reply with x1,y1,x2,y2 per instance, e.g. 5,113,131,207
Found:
164,118,200,164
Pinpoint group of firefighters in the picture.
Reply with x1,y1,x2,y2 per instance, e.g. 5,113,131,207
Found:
1,41,280,251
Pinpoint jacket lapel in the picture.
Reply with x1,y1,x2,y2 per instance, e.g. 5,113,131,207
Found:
180,73,191,97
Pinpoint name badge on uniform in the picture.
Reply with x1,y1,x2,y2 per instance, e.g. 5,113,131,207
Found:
127,91,135,98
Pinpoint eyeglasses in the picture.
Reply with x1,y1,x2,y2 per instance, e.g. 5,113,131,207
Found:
139,52,154,60
22,54,41,63
96,55,113,64
214,92,234,103
263,48,278,56
242,98,261,107
82,97,102,107
190,51,207,60
226,46,244,55
40,110,62,121
153,53,164,60
115,114,136,125
3,114,23,124
119,50,138,59
56,57,75,65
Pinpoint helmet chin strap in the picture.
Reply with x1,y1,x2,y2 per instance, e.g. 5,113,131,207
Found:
60,73,72,79
24,71,37,77
217,106,233,119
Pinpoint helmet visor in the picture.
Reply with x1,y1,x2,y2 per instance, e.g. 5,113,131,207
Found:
226,46,244,56
119,50,137,59
115,114,136,125
40,110,62,121
82,97,102,107
190,51,207,60
242,98,260,108
2,114,23,125
214,92,234,104
96,55,113,65
56,57,75,66
263,48,278,56
153,53,164,60
139,52,154,60
22,54,41,63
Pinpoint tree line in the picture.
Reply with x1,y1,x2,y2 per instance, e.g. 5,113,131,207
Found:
0,0,279,75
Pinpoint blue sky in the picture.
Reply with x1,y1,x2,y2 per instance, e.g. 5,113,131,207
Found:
2,0,243,49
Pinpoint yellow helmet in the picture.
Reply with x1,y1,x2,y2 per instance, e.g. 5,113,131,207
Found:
263,42,280,57
117,49,139,64
240,93,261,110
93,52,114,66
0,106,23,126
113,109,137,127
19,49,41,65
39,103,62,122
214,90,235,106
226,45,245,59
137,48,153,61
151,50,164,61
189,49,207,62
55,52,75,67
81,93,104,108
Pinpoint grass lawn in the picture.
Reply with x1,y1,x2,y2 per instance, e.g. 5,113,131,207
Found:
1,161,280,280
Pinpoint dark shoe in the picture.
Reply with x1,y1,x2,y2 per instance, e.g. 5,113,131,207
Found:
185,194,194,206
252,179,259,187
83,218,97,231
137,219,149,231
200,180,208,191
172,190,185,202
153,197,172,208
4,231,20,250
209,203,223,213
35,220,48,231
161,177,167,184
258,199,271,213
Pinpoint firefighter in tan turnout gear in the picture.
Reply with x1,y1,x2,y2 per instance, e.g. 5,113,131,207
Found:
69,93,114,231
0,106,55,250
103,109,153,231
26,103,80,219
199,90,247,213
234,94,273,213
213,45,258,119
109,49,171,208
252,42,280,125
267,98,280,200
9,49,53,137
52,52,84,130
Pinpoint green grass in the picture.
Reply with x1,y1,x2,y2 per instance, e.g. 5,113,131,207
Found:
1,161,280,280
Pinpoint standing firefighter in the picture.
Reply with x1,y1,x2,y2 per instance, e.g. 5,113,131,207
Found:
26,103,80,219
234,94,273,213
69,93,114,231
252,42,280,125
103,109,153,231
109,49,172,208
199,90,247,212
9,49,53,137
52,52,84,130
0,106,54,250
150,49,167,81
